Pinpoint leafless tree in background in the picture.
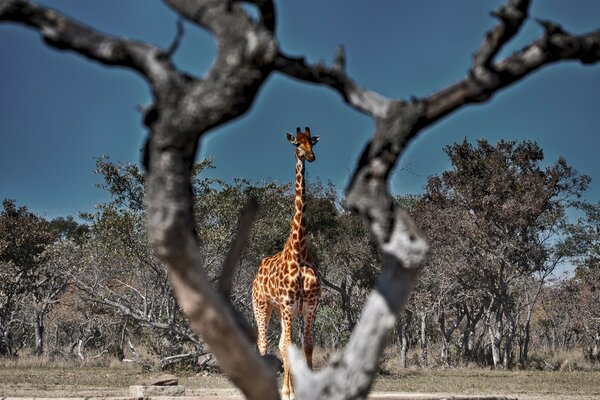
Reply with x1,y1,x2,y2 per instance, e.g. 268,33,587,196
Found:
1,0,600,398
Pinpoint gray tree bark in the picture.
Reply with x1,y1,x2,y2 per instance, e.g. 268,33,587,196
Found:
419,312,428,367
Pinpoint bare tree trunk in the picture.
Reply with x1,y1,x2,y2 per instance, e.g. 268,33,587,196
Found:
438,308,463,366
400,333,408,369
503,311,517,368
485,302,503,369
440,337,449,365
340,277,355,331
419,312,428,367
461,305,483,363
488,324,501,368
77,339,84,361
397,316,410,369
33,310,44,356
520,319,531,366
321,276,356,331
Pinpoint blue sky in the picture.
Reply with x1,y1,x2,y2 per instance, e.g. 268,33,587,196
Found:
1,0,600,219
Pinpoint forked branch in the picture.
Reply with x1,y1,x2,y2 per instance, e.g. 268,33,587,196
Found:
275,51,393,119
425,11,600,124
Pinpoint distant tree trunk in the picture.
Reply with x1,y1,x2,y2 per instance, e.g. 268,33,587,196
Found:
397,316,410,369
548,318,558,353
340,277,356,331
520,319,531,366
438,308,463,366
34,310,44,356
488,325,500,368
419,312,428,367
520,277,545,366
503,310,517,368
486,304,502,368
461,305,484,363
400,333,408,368
0,299,17,356
585,333,600,361
77,339,85,361
0,321,11,356
321,276,356,332
439,312,451,365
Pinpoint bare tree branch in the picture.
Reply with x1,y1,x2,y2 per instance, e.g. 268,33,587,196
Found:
161,243,278,398
242,0,276,33
275,51,393,118
425,18,600,125
472,0,530,70
71,277,203,346
143,2,279,399
218,197,259,298
164,0,272,46
0,0,186,99
217,198,261,343
165,18,185,59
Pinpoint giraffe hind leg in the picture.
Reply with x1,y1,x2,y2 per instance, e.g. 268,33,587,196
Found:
302,302,318,370
279,307,295,400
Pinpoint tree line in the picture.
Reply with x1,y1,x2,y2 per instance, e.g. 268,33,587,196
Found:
1,139,598,370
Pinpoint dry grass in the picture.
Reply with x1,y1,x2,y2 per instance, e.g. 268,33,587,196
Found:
0,358,599,399
0,362,142,397
373,369,600,398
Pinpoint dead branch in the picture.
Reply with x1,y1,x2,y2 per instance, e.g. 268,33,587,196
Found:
0,0,186,99
218,197,259,298
274,51,393,118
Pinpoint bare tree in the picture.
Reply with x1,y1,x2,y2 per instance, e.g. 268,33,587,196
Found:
2,0,600,398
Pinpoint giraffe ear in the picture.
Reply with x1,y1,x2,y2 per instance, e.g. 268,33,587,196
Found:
311,136,320,146
286,132,298,145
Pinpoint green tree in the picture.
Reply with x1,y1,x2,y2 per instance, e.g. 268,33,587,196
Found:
0,199,58,355
71,158,206,364
415,139,589,368
562,201,600,359
566,201,600,274
308,182,380,345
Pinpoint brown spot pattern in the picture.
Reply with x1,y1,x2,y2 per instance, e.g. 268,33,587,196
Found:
251,138,321,400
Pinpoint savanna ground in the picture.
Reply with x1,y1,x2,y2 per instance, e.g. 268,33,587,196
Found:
0,354,599,400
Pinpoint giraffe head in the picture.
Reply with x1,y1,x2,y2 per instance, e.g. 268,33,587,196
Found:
286,127,319,162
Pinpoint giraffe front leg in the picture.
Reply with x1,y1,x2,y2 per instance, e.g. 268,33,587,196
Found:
278,307,295,400
252,294,272,355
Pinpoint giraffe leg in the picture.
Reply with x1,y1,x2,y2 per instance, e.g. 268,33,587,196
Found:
252,294,272,355
302,304,317,370
278,307,294,400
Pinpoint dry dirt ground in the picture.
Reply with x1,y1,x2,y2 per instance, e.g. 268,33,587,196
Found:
0,365,598,400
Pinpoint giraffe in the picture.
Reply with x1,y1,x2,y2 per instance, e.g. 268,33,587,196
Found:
252,127,321,400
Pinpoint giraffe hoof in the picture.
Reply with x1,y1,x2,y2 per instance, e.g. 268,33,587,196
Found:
281,389,295,400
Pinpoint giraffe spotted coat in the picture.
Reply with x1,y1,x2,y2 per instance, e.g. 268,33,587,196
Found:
252,127,321,400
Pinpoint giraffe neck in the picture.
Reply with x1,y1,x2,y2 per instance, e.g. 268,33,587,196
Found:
287,155,307,258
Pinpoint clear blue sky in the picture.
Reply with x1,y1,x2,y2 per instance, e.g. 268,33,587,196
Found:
1,1,599,219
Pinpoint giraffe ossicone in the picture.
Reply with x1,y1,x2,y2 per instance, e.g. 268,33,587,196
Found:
252,126,321,400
